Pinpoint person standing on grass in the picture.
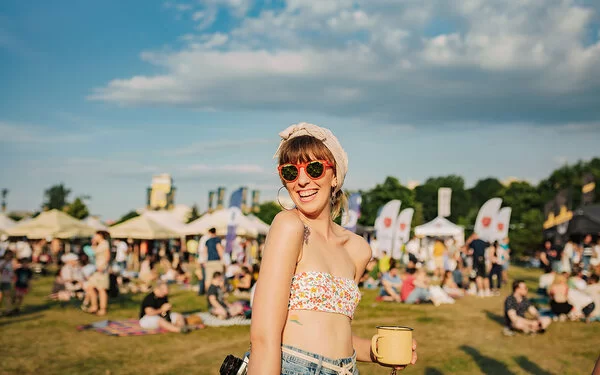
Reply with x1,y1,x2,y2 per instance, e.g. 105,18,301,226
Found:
467,233,491,297
504,280,551,336
488,241,504,295
582,234,594,275
11,258,33,315
247,123,417,374
139,280,189,333
83,231,110,316
0,250,15,313
203,228,224,290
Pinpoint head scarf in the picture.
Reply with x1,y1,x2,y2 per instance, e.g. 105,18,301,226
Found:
274,122,348,194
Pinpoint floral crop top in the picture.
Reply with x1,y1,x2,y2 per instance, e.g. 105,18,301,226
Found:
288,271,361,319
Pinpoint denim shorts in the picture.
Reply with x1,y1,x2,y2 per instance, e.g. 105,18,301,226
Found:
280,344,358,375
246,345,358,375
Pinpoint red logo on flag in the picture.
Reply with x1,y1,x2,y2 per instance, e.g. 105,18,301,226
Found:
497,223,504,231
399,223,406,231
482,217,492,227
384,217,392,228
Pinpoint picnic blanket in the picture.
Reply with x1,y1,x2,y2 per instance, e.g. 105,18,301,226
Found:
192,312,251,327
77,319,204,336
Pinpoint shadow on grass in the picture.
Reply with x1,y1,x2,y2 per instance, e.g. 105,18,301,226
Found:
424,367,445,374
484,310,505,327
0,314,44,327
514,356,555,375
460,345,516,375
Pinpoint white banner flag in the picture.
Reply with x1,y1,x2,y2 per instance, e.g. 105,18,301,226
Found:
392,208,414,259
492,207,512,242
438,188,452,217
474,198,503,242
374,200,401,258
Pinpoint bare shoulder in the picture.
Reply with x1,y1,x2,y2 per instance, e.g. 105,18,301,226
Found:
335,225,371,263
269,210,305,236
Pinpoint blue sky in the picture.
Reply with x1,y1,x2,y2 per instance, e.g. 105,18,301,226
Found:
2,0,600,220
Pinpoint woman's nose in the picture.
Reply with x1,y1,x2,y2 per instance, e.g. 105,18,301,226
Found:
297,167,311,185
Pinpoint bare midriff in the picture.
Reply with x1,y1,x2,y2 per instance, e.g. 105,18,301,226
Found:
282,309,354,359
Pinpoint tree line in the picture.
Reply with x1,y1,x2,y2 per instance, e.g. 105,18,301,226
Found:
256,158,600,257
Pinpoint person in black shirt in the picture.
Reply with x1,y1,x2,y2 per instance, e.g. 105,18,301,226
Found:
467,233,491,297
139,281,188,333
504,279,551,335
540,240,560,274
11,258,33,314
207,271,244,319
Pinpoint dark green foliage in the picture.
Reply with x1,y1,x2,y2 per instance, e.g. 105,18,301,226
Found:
254,201,282,225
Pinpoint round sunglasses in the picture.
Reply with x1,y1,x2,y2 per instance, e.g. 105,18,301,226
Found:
278,160,333,183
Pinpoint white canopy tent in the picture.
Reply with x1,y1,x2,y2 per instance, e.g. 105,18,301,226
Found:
83,216,108,231
246,214,270,235
185,208,259,237
0,213,16,235
142,211,188,235
109,215,181,240
7,209,96,239
414,216,465,245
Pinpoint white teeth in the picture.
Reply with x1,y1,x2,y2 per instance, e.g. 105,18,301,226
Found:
299,190,317,198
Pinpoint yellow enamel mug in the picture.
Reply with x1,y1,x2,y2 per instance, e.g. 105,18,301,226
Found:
371,326,413,366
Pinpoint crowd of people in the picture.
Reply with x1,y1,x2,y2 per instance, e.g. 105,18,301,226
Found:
1,223,599,338
0,228,261,327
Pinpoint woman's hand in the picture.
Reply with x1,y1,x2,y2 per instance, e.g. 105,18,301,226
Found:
390,339,417,372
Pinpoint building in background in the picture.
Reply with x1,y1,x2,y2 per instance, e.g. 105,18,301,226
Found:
146,174,176,210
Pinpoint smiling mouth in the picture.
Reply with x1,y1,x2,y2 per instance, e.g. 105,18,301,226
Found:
298,190,318,201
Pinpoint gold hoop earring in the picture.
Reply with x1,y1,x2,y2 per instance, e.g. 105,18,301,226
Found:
277,186,295,210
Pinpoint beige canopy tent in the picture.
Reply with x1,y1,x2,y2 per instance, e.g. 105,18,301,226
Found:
0,213,16,235
83,216,108,231
185,208,259,237
109,215,181,240
247,214,270,235
7,209,97,239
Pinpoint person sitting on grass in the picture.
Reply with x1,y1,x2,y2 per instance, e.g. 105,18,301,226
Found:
442,270,465,299
139,280,189,333
233,266,254,299
207,271,244,320
377,261,403,302
60,253,85,300
401,268,431,304
548,273,572,321
586,274,600,322
504,279,552,336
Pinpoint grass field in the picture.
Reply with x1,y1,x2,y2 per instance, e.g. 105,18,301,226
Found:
1,266,598,375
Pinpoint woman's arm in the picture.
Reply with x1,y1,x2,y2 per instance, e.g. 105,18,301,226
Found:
247,211,305,375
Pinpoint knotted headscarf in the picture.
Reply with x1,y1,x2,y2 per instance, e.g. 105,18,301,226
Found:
274,122,348,194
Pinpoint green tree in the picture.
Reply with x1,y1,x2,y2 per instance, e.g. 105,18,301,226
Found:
187,204,201,223
43,183,71,211
113,210,140,226
358,176,415,226
501,181,543,220
414,175,470,223
469,178,504,209
254,201,282,225
64,197,90,220
509,208,544,256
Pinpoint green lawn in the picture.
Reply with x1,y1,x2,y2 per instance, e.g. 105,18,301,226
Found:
1,266,598,375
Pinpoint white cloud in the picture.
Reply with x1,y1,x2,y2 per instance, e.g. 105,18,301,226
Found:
181,164,267,174
90,0,600,125
164,138,272,156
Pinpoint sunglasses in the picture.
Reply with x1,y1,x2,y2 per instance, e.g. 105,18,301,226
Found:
278,160,333,183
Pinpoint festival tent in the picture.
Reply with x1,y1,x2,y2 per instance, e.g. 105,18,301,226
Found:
7,209,96,239
246,214,270,235
0,213,16,235
185,209,259,237
141,211,188,235
83,216,108,231
109,215,181,240
415,216,465,244
567,205,600,236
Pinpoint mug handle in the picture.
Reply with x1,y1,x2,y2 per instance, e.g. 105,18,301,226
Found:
371,334,382,359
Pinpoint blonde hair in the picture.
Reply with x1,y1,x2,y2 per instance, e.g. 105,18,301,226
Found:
552,274,567,285
277,135,348,220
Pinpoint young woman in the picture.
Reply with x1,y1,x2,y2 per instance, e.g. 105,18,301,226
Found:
248,123,417,375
